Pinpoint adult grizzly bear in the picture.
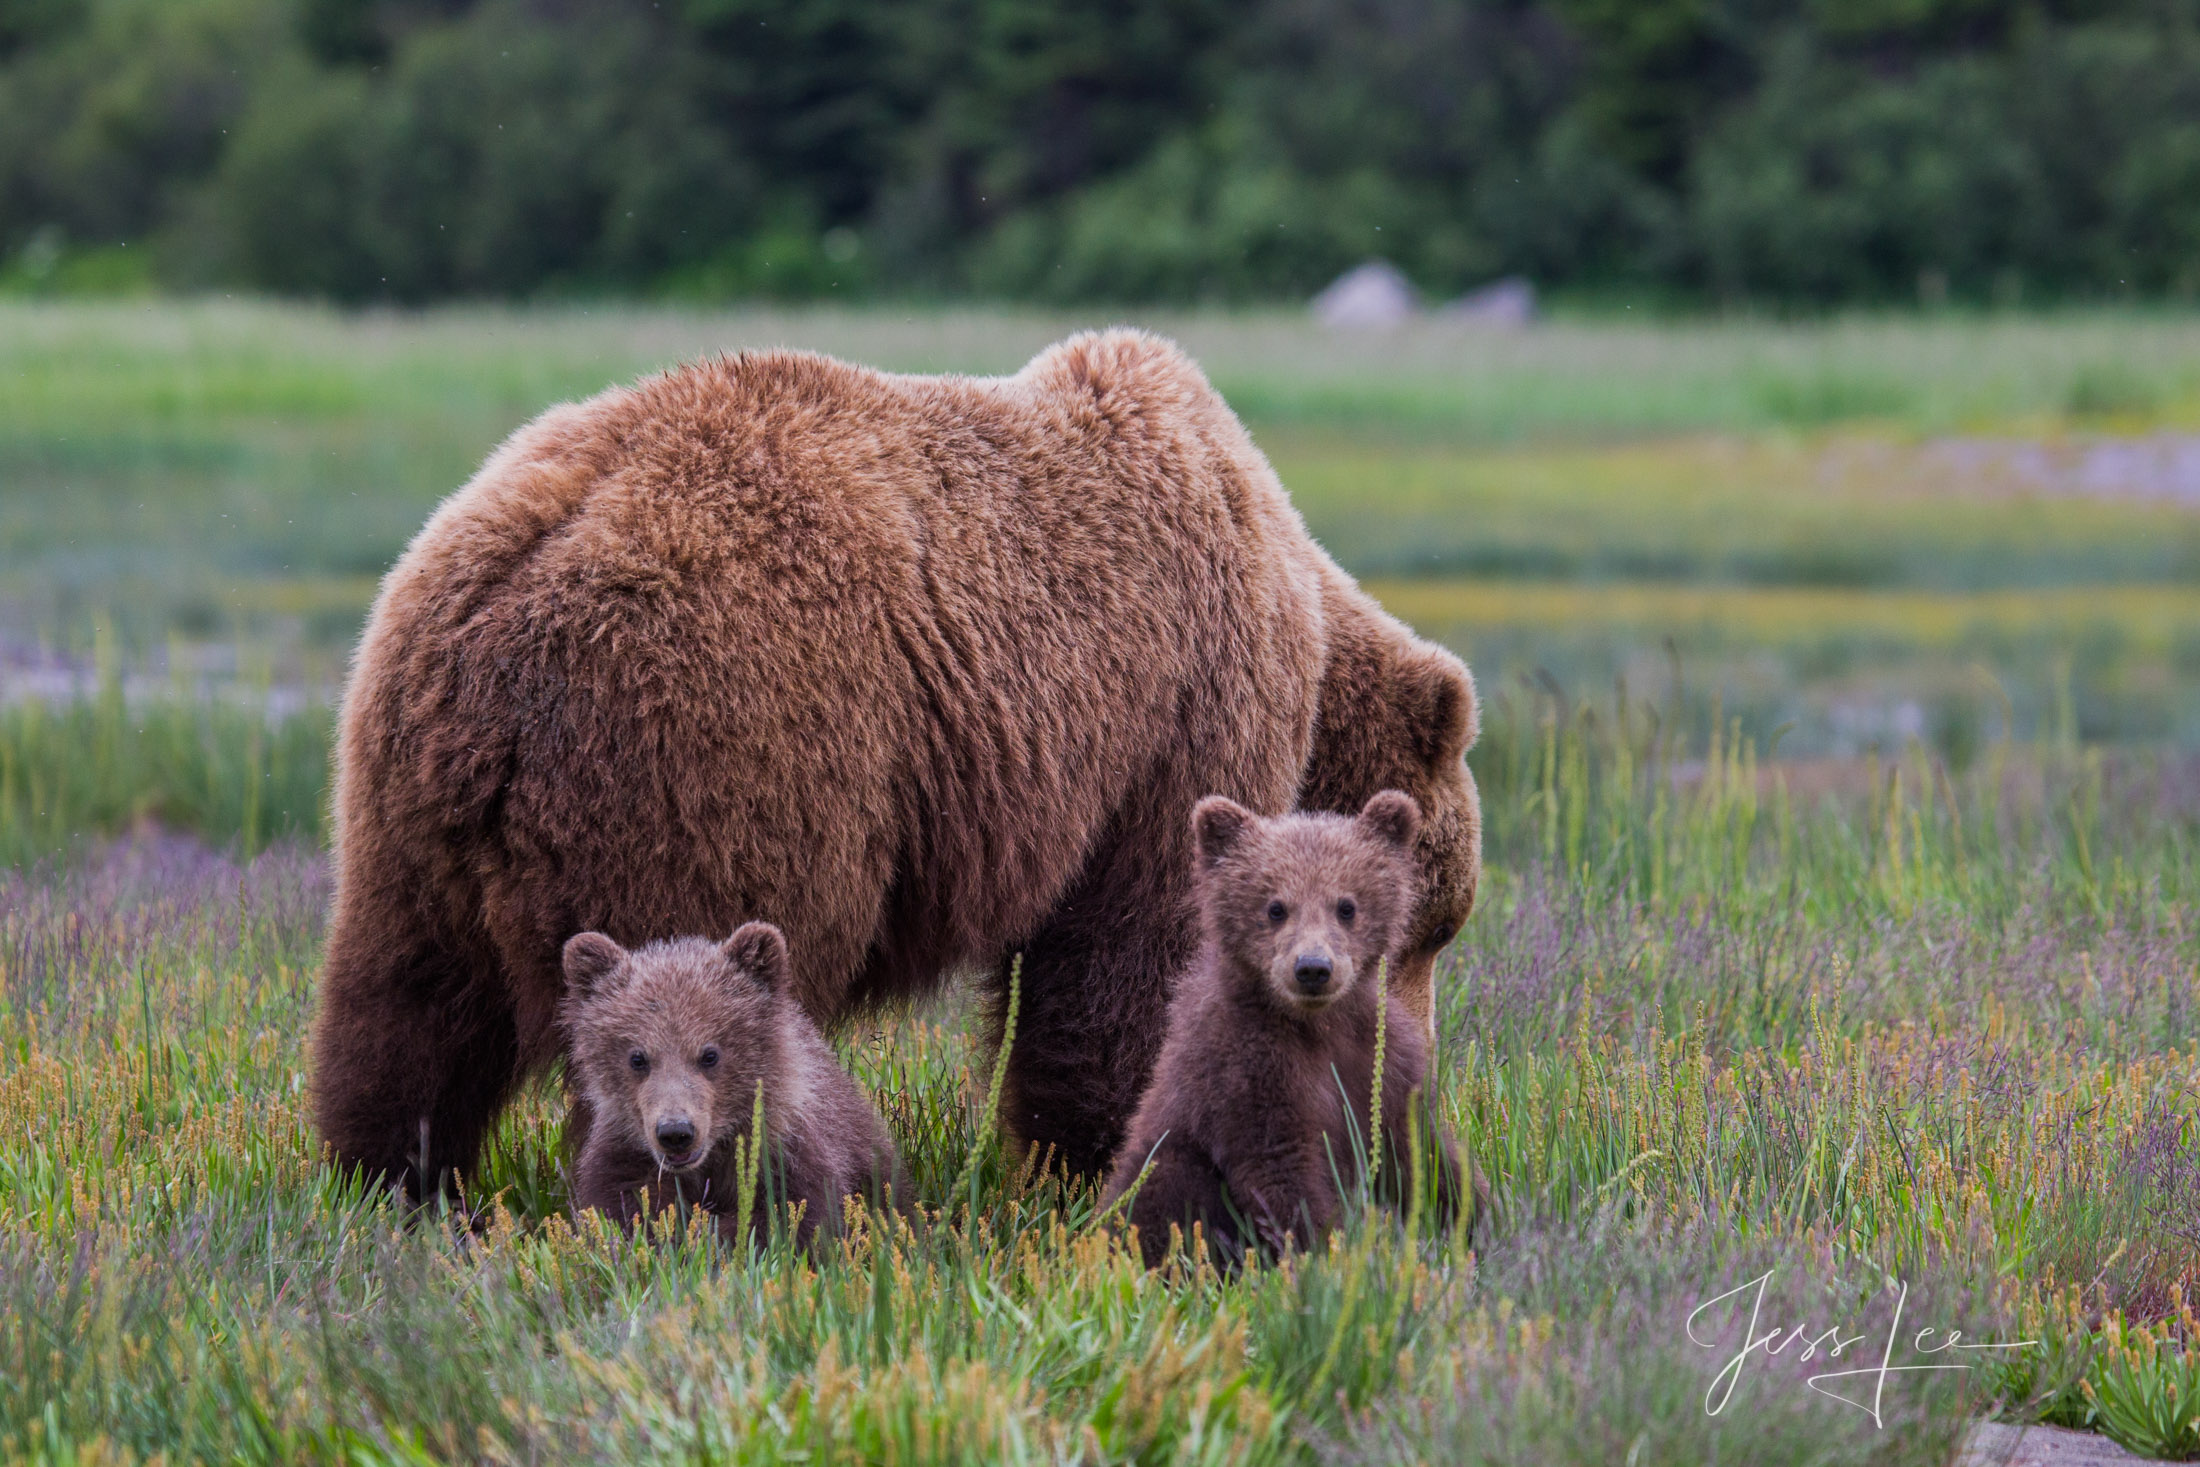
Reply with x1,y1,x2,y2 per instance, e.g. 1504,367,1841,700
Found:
312,329,1480,1197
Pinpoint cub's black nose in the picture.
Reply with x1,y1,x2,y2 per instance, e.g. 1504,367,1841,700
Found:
1294,956,1334,991
654,1119,696,1153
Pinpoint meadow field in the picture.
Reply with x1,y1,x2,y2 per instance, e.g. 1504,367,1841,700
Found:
9,300,2200,743
2,302,2199,1463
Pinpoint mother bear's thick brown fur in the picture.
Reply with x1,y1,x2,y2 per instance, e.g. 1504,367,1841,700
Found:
312,329,1480,1196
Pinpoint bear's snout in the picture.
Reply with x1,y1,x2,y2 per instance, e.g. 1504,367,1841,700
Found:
653,1116,699,1165
1270,944,1351,1010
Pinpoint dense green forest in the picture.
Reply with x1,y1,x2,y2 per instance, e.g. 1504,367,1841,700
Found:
4,0,2200,305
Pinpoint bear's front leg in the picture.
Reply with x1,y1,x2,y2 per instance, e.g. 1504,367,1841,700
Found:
1225,1137,1343,1258
1121,1131,1233,1269
569,1131,661,1233
997,948,1171,1178
992,842,1199,1179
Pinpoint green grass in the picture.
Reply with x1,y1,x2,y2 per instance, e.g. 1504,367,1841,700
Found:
1,692,2196,1463
0,665,328,872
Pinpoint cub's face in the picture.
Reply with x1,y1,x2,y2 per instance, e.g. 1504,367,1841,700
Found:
559,924,789,1173
1192,791,1421,1014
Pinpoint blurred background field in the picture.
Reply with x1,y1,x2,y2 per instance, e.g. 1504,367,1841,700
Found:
8,299,2200,786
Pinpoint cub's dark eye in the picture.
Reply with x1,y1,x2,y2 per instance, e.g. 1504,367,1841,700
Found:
1337,898,1357,924
698,1046,720,1070
628,1049,649,1073
1426,923,1459,952
1266,900,1288,925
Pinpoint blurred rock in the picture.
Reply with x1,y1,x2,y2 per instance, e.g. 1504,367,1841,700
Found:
1436,275,1536,327
1312,259,1419,328
1958,1423,2143,1466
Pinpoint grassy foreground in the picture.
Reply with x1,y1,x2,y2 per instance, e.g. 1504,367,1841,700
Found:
2,696,2196,1464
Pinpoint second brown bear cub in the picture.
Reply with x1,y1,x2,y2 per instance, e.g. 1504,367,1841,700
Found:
1103,791,1479,1267
561,924,903,1246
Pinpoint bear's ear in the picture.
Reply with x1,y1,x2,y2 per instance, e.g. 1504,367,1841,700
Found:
562,932,626,999
1401,647,1478,770
1192,796,1256,869
722,921,790,989
1358,789,1421,850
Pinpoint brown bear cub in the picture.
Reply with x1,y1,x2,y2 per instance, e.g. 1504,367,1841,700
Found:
561,923,904,1247
1102,791,1482,1268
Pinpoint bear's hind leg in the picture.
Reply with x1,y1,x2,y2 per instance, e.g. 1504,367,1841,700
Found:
312,921,519,1205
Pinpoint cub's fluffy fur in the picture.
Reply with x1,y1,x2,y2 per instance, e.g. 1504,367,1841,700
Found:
1103,793,1481,1267
560,925,902,1246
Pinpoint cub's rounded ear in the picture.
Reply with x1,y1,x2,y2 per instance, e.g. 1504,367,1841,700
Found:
1358,789,1422,850
562,932,626,998
1192,796,1256,869
723,921,790,989
1401,646,1478,769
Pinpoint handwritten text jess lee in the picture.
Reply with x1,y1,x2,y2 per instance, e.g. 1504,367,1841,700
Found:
1686,1270,2036,1428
